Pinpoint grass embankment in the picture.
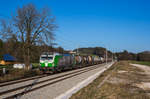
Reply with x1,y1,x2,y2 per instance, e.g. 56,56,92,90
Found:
32,63,40,69
0,63,41,83
130,61,150,66
0,69,42,83
71,61,150,99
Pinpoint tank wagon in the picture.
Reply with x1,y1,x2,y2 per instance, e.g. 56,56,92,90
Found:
39,52,105,73
92,56,98,64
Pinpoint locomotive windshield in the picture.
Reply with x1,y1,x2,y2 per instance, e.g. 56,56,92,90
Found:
40,56,53,60
47,56,53,60
40,56,47,60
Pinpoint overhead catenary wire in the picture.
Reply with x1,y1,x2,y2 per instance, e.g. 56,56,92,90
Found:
56,30,106,50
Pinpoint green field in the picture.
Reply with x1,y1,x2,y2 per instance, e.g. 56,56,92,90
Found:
32,63,39,69
0,65,13,70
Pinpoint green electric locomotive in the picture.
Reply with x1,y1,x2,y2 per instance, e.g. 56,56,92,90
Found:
39,52,104,73
39,52,75,73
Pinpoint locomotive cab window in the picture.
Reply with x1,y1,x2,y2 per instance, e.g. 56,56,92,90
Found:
41,57,47,60
47,57,53,60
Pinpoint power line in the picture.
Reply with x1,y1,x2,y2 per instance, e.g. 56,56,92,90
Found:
0,14,11,19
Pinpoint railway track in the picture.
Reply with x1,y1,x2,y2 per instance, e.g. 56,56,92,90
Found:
0,74,48,87
0,64,97,87
0,64,104,99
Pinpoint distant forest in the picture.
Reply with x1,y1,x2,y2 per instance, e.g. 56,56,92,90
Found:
74,47,112,58
74,47,150,62
116,50,150,61
0,38,150,63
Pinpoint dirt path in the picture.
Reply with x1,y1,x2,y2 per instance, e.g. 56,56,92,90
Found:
131,64,150,91
131,64,150,75
71,61,150,99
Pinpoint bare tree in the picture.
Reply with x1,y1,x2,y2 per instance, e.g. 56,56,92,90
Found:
0,3,57,69
0,19,14,41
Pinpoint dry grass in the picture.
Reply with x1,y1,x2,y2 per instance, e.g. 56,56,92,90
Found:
70,61,150,99
0,69,42,83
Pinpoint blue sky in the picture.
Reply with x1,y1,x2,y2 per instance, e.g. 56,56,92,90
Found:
0,0,150,52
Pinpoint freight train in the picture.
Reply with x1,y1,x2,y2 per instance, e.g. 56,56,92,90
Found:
39,52,105,73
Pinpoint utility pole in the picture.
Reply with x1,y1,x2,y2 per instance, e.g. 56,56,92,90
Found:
112,52,113,62
77,45,80,55
106,48,107,64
